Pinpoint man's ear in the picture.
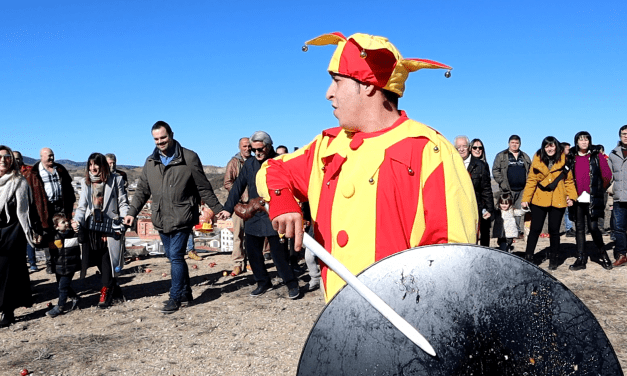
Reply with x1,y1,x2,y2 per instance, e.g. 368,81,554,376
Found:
361,83,377,97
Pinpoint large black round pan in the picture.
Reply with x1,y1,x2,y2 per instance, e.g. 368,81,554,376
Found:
297,245,623,376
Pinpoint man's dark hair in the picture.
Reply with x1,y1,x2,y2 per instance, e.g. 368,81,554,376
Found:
382,89,399,108
276,145,288,153
619,125,627,136
509,135,521,142
560,142,570,148
152,121,173,136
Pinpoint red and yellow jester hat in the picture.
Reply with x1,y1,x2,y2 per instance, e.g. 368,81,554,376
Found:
302,32,452,97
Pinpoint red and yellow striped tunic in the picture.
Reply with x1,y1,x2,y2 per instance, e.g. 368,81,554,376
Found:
257,112,478,301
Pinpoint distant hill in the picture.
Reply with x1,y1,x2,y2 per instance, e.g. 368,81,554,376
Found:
23,156,38,165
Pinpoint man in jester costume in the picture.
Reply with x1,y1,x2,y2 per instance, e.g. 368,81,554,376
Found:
256,32,478,301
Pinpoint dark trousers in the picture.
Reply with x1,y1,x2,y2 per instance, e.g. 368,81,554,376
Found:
479,217,491,247
94,247,115,289
573,202,604,253
246,234,297,289
613,202,627,256
498,238,513,252
55,273,77,307
525,204,565,257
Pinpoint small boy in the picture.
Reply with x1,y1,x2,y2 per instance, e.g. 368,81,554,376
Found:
46,214,82,318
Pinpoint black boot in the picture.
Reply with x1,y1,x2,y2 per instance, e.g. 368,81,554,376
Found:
598,250,613,270
569,249,587,271
44,248,53,274
524,252,534,262
548,253,559,270
0,310,15,328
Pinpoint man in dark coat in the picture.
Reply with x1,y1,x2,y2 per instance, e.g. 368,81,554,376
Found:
26,147,76,273
217,131,300,300
124,121,223,314
492,135,532,237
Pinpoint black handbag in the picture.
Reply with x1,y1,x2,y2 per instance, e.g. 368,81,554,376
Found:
537,166,569,192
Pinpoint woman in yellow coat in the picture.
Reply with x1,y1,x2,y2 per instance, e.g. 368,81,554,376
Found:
521,136,578,269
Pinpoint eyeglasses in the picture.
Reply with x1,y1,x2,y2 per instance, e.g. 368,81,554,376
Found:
456,146,468,151
251,147,265,153
472,146,483,151
0,154,12,159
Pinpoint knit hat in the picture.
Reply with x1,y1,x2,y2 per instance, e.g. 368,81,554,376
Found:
302,32,452,97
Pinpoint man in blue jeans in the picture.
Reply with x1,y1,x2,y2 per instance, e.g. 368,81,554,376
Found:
609,125,627,267
124,121,223,313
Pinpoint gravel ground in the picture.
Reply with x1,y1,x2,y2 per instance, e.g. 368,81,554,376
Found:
1,233,625,376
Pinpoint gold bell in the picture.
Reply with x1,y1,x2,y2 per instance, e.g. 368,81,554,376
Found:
360,50,367,59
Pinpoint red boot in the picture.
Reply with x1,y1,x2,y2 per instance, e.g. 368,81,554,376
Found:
98,287,112,309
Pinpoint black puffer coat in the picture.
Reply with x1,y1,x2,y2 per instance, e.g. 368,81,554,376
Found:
49,230,82,276
568,140,611,220
468,156,495,215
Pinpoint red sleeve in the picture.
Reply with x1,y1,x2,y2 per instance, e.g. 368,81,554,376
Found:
263,139,319,219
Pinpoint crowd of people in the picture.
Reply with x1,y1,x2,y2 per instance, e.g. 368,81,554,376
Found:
1,31,624,330
454,129,619,273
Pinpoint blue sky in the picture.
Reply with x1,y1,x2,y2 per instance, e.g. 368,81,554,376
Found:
2,0,625,167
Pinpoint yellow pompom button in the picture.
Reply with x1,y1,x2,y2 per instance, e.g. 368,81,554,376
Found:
341,183,355,198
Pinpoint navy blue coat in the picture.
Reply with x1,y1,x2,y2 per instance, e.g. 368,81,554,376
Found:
223,156,278,237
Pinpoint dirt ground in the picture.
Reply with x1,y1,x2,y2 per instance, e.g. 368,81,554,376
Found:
1,233,625,376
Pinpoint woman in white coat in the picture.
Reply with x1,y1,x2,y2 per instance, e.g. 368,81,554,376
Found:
72,153,128,308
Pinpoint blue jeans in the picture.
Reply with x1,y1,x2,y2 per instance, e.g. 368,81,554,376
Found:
563,207,573,231
26,243,36,267
186,232,194,252
160,228,192,302
614,202,627,256
55,273,77,307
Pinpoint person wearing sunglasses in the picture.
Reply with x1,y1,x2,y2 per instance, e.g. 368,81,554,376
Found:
471,138,495,247
455,136,494,247
0,145,42,328
218,131,300,300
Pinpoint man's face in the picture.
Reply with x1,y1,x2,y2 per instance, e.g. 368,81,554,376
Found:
326,74,363,131
455,138,469,159
251,141,269,162
620,129,627,145
12,152,23,167
563,145,570,155
239,138,251,158
276,147,288,155
106,158,116,171
152,127,174,153
41,148,55,168
508,140,520,153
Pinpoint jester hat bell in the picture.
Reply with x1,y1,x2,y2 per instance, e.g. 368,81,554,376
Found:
302,32,452,97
